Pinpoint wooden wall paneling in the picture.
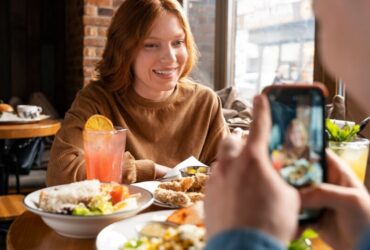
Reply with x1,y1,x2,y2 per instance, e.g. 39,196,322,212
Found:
27,0,41,97
41,0,56,100
53,0,66,113
10,0,28,100
0,0,11,101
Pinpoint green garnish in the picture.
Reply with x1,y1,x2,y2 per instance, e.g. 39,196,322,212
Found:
288,229,318,250
326,119,360,142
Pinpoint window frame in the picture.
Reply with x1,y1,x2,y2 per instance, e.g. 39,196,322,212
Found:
183,0,338,99
215,0,338,99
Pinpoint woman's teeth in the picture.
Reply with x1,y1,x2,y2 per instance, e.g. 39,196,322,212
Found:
154,69,175,75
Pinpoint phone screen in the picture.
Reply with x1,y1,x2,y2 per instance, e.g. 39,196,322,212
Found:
266,87,326,222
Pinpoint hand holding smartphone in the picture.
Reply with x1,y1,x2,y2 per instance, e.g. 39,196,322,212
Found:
263,84,328,223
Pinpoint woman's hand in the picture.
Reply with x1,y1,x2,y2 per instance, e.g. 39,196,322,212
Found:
154,163,171,178
301,150,370,250
204,95,300,245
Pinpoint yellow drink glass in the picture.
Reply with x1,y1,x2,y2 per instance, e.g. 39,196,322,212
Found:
329,138,370,182
83,127,127,183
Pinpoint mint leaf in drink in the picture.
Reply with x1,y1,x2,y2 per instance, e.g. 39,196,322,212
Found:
288,228,318,250
326,119,360,142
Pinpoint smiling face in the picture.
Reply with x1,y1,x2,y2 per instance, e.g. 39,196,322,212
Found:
133,12,188,101
289,124,307,149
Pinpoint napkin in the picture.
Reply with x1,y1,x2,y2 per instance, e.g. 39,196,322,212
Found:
163,156,207,178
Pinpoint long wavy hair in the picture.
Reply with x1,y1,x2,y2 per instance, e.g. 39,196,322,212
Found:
284,119,309,151
95,0,198,93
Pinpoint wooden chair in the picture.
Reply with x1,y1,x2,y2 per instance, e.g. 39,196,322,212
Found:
0,195,26,222
0,194,26,243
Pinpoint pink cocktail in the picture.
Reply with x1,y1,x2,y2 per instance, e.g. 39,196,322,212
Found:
83,127,127,183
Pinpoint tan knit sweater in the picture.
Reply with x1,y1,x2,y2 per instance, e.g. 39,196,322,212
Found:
47,80,229,185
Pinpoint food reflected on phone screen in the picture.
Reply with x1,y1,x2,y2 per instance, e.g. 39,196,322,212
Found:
269,92,324,188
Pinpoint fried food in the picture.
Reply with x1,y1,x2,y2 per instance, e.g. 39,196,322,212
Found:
191,174,209,191
154,174,209,207
154,188,191,207
187,192,204,203
158,177,194,192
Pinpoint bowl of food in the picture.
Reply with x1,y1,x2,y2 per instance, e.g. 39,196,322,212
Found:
179,166,211,177
24,180,153,239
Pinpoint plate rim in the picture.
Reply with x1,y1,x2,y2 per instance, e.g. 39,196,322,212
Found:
0,114,50,124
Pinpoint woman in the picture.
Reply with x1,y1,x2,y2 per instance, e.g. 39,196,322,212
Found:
47,0,229,185
281,119,313,166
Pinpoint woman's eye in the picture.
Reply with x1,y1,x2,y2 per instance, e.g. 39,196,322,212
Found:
173,40,185,47
144,43,158,49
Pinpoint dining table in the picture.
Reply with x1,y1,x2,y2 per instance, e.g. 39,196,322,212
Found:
7,204,333,250
0,118,61,194
6,204,164,250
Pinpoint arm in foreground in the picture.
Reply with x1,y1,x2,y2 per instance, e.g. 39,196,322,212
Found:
204,95,300,249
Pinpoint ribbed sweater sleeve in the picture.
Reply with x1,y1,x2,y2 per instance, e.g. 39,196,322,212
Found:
122,152,156,183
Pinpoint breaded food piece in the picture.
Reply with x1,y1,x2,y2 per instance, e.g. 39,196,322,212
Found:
187,192,204,203
180,177,194,192
158,181,183,192
154,188,191,207
191,174,209,192
158,177,194,192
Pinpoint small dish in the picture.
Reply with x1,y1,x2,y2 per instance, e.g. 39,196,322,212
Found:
179,166,210,177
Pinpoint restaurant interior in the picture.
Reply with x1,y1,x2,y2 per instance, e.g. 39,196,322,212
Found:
1,0,369,250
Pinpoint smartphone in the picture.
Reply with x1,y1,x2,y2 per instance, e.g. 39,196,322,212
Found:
263,84,328,223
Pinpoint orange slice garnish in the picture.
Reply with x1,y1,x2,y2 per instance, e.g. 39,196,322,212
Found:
84,114,114,131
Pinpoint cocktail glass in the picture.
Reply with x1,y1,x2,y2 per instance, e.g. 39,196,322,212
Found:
83,127,127,183
329,138,370,182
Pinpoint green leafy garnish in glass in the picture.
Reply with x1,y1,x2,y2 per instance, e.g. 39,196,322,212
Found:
288,228,318,250
326,119,360,142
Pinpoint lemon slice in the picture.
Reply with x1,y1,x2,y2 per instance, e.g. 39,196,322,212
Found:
84,114,114,131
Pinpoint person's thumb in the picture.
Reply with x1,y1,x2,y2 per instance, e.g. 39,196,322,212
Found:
245,95,271,155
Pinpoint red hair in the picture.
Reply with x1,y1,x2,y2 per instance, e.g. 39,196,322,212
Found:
95,0,198,93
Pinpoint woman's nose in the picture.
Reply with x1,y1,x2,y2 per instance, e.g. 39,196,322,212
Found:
160,46,176,62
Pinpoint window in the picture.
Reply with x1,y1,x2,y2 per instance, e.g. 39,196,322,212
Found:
184,0,216,89
233,0,315,101
184,0,317,101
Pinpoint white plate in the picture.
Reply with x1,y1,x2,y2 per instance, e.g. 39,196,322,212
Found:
96,210,175,250
0,112,50,123
24,184,154,239
132,181,180,209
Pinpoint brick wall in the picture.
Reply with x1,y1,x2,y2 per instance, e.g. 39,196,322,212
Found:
65,0,125,104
